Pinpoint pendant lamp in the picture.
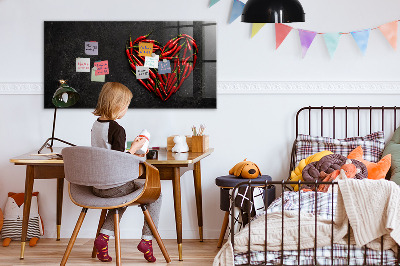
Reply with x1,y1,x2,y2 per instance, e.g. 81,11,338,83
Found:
241,0,305,23
38,80,79,154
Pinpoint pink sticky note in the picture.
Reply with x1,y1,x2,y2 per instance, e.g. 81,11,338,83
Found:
94,60,109,76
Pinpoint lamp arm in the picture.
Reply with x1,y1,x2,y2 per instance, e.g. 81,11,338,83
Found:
50,107,57,148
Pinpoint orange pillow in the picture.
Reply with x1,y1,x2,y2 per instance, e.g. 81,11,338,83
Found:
347,146,391,180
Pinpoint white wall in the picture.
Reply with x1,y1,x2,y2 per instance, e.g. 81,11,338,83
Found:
1,0,400,239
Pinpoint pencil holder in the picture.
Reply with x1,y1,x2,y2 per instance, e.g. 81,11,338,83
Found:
191,135,209,153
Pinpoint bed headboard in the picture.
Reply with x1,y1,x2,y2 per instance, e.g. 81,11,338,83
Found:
290,106,400,179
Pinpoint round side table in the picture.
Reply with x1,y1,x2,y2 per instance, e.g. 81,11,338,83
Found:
215,175,275,248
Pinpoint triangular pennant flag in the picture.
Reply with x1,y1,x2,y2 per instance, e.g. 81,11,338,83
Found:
323,33,341,58
351,29,370,55
275,23,293,49
251,23,266,38
209,0,220,7
229,0,245,24
298,29,317,58
378,21,398,50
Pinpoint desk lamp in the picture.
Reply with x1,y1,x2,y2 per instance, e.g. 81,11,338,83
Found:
38,80,79,154
241,0,305,23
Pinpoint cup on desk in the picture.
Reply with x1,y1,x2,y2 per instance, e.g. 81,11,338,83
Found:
146,150,158,160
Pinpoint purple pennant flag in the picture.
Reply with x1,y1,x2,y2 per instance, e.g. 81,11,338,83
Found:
298,29,317,58
229,0,245,24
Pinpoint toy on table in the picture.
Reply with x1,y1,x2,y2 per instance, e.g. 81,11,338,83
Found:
135,129,150,155
172,135,189,153
229,159,261,179
1,192,44,247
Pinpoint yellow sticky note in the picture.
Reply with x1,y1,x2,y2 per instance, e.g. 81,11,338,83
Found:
139,42,153,57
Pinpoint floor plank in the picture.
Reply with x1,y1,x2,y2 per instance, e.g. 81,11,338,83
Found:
0,239,221,265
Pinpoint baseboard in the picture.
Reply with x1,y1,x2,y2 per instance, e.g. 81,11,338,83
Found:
2,81,400,95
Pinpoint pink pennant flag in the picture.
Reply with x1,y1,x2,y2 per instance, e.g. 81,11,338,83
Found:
298,29,317,58
378,21,398,50
275,23,293,49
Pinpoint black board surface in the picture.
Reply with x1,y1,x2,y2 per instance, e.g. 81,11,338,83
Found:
44,21,217,109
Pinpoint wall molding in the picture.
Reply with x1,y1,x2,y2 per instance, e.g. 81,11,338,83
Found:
1,81,400,95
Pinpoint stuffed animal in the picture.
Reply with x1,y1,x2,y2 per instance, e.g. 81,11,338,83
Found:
289,150,333,191
1,192,44,247
172,135,189,153
348,146,391,180
229,159,261,179
317,160,360,193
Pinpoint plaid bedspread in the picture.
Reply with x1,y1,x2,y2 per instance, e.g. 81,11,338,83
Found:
234,191,397,265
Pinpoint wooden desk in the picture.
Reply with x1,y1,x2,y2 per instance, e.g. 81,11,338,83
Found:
10,147,213,261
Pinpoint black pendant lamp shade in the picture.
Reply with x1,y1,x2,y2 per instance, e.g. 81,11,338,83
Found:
242,0,305,23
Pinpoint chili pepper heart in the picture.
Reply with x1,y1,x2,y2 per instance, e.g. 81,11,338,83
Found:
126,34,198,101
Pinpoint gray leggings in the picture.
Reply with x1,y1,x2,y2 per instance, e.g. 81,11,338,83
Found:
92,180,162,240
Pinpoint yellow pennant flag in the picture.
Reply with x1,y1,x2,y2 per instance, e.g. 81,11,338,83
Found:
251,23,266,38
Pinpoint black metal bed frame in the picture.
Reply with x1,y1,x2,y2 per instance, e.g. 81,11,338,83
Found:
230,106,400,266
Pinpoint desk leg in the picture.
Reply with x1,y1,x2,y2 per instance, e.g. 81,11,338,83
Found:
56,178,64,241
172,167,183,261
20,165,35,259
193,161,203,242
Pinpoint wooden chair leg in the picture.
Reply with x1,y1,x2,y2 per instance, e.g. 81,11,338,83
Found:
141,205,171,263
217,211,230,248
114,210,121,266
91,209,108,258
60,208,88,266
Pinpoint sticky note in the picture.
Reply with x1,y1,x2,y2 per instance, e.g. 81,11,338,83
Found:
85,41,98,55
76,58,90,72
136,66,149,79
94,60,109,76
144,55,159,68
158,60,171,74
91,67,105,82
139,42,153,57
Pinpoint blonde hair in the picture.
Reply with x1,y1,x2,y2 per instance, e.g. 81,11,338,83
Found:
93,82,133,120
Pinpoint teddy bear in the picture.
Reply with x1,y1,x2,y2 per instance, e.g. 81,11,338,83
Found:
1,192,44,247
172,135,189,153
229,159,261,179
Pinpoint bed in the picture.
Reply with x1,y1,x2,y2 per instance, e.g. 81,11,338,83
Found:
214,106,400,266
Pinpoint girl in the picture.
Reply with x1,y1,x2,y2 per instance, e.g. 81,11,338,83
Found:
91,82,161,263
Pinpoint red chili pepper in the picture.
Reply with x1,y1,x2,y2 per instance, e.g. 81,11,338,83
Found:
130,36,133,54
193,54,197,67
167,37,183,50
187,38,198,53
133,31,153,45
181,34,194,40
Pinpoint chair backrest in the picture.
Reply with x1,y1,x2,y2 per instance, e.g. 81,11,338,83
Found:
62,146,145,187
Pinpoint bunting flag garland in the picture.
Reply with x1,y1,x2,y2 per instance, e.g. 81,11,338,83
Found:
298,29,317,58
275,23,293,49
207,3,400,58
378,21,398,50
229,0,245,24
323,33,341,58
351,29,370,55
251,23,266,38
209,0,220,7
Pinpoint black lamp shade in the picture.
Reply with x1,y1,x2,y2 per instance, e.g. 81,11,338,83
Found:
241,0,305,23
52,81,79,108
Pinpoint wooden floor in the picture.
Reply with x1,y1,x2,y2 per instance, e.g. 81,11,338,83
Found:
0,239,221,265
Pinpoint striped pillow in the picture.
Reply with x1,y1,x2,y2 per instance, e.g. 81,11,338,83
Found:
294,131,385,166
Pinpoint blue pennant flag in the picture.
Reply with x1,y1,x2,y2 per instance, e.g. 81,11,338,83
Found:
323,33,341,58
351,29,371,55
209,0,221,7
229,0,245,24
